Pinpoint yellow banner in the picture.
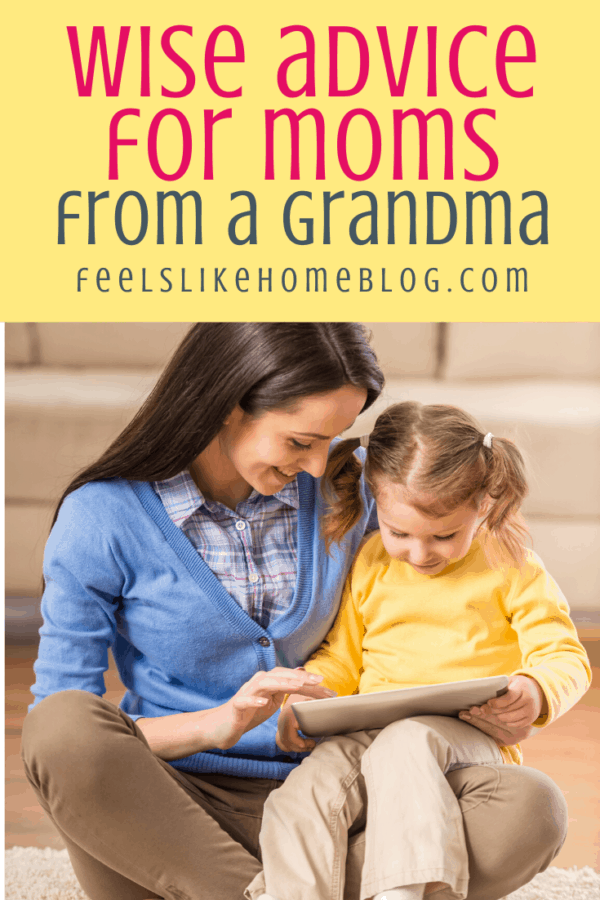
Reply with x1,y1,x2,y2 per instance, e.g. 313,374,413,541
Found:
2,0,598,320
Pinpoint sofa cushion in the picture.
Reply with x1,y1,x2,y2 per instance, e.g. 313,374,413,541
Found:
6,369,157,502
443,323,600,381
365,323,438,377
7,371,600,518
527,519,600,615
5,503,53,596
5,324,35,365
36,323,191,367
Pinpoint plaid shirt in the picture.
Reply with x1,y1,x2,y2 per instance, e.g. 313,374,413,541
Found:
153,471,299,630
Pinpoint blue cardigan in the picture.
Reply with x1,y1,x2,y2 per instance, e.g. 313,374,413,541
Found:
31,471,375,780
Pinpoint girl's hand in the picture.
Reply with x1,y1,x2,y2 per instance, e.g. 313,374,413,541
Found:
459,675,546,745
204,667,335,750
276,694,319,753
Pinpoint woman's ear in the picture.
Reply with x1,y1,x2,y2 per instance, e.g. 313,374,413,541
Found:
222,405,244,428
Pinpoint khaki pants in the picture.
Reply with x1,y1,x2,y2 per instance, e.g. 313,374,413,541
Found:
248,716,506,900
22,691,567,900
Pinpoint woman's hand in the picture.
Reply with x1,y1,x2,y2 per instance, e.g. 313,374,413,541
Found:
202,668,335,751
458,674,547,745
137,667,335,760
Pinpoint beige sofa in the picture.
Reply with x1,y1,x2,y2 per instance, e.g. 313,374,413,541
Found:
6,323,600,635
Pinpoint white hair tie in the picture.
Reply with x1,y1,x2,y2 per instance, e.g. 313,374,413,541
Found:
359,434,370,449
483,432,494,449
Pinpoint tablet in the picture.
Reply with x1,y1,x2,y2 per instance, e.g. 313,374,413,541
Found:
292,675,509,738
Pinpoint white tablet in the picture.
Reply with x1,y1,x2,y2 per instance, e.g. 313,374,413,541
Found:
292,675,509,738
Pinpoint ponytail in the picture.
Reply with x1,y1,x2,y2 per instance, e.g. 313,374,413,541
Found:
479,436,529,568
321,438,364,550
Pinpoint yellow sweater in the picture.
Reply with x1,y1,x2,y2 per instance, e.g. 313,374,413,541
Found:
304,534,591,765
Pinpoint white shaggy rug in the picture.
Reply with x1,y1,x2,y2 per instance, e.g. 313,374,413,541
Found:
5,847,600,899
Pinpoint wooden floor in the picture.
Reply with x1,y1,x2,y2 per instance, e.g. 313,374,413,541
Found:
6,634,600,871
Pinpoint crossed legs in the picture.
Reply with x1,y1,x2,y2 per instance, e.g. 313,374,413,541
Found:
22,691,277,900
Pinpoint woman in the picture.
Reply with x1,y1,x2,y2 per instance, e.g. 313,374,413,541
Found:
22,323,566,900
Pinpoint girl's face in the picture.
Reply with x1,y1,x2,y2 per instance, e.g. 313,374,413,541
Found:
217,384,367,497
376,482,488,575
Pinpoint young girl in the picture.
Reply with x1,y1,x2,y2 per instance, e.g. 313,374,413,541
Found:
246,401,591,900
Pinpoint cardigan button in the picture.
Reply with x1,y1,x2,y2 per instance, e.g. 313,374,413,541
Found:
258,636,270,647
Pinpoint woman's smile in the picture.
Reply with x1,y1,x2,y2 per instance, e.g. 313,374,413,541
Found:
273,466,300,479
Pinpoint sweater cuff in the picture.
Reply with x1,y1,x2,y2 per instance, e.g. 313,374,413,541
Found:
511,670,551,727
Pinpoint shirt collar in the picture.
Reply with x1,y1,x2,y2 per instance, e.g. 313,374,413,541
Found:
267,478,300,510
153,471,205,528
154,470,299,528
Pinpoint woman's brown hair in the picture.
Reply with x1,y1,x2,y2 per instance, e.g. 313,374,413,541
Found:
52,323,384,526
323,401,530,567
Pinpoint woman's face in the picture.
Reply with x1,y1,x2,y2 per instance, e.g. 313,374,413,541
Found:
218,384,368,496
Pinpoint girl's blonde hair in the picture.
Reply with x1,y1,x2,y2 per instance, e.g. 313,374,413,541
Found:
323,401,530,568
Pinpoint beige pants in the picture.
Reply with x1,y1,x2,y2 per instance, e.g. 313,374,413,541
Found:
247,717,550,900
22,692,566,900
